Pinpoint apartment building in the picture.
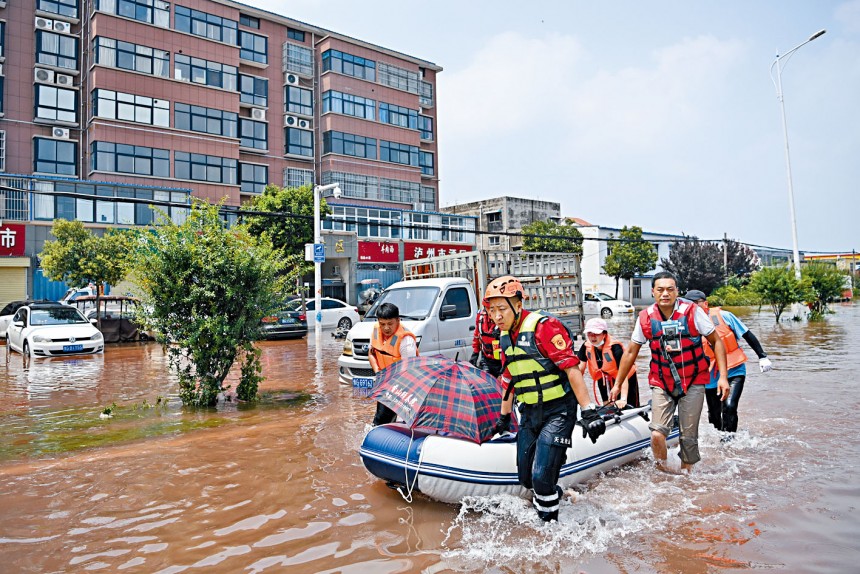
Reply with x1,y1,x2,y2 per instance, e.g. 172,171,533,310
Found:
442,196,563,251
0,0,455,304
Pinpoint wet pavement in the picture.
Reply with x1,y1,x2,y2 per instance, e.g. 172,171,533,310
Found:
1,305,859,573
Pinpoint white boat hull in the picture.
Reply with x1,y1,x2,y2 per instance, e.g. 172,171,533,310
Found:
360,404,680,504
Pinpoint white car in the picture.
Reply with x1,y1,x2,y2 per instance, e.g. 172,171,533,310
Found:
583,292,635,318
6,303,104,357
283,297,360,330
0,300,52,338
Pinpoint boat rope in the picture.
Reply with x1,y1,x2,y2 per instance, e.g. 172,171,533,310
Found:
396,427,424,504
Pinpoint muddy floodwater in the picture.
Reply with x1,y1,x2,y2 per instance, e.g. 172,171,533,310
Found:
1,305,859,573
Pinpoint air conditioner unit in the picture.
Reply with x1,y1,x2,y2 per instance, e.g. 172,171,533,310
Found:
285,73,300,86
35,17,54,30
55,73,74,87
284,115,311,129
53,20,72,34
35,68,55,84
251,108,266,121
52,127,71,139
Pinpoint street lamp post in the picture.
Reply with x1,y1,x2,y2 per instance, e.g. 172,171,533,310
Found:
312,183,341,344
770,29,826,282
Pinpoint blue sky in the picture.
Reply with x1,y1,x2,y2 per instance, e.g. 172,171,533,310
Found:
252,0,858,253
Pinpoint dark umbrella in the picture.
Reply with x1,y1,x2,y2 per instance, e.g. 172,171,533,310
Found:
369,355,514,443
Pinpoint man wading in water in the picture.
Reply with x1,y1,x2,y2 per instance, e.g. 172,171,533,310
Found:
610,272,729,473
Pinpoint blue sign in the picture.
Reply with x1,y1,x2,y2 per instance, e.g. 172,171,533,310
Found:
313,243,325,263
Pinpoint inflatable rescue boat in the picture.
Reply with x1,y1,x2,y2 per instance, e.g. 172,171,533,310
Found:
360,404,680,503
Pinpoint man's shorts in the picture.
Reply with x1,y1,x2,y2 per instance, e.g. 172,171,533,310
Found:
649,384,706,464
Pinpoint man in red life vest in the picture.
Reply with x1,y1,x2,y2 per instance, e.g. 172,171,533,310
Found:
469,306,503,377
609,272,730,473
370,302,419,426
577,318,641,408
684,289,773,435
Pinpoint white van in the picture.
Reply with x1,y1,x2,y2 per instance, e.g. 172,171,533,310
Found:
337,278,477,385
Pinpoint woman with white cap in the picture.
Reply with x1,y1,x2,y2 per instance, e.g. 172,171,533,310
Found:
577,317,641,408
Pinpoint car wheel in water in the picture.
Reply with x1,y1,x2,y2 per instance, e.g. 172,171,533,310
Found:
23,340,31,356
338,317,353,330
601,307,613,319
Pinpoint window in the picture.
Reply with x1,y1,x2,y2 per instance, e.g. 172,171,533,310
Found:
419,151,434,176
441,216,469,242
406,213,430,240
377,62,419,94
285,128,313,157
633,279,642,300
239,14,259,28
323,206,401,239
380,140,418,166
34,137,77,175
419,80,434,107
91,141,170,177
320,171,422,205
96,0,170,27
240,118,267,150
322,90,375,120
0,131,6,171
488,236,500,246
174,102,238,137
0,21,4,59
379,102,418,130
240,162,267,194
175,5,238,45
284,167,313,189
38,0,79,18
285,86,313,116
175,152,237,184
239,30,267,64
34,182,188,225
323,131,376,160
283,42,313,76
35,85,77,123
174,54,237,91
93,89,169,126
419,115,433,140
239,74,268,107
441,287,471,319
287,28,305,42
322,49,376,81
36,30,78,70
93,37,170,77
419,185,436,210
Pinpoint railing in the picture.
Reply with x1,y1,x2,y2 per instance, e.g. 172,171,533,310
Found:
0,176,32,221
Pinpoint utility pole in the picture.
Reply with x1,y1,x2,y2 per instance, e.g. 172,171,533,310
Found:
723,233,729,285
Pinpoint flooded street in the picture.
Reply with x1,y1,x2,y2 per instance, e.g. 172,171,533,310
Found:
1,305,859,573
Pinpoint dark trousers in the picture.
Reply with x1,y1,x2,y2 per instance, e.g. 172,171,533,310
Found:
372,402,397,426
479,356,503,378
516,395,576,521
705,375,745,432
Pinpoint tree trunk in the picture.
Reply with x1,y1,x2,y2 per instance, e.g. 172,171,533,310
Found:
614,277,620,299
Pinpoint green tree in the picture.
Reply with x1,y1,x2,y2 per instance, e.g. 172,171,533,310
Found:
521,220,583,254
39,219,131,327
748,266,806,322
244,184,332,291
129,201,286,406
724,239,760,284
801,263,846,319
660,235,723,294
602,226,658,298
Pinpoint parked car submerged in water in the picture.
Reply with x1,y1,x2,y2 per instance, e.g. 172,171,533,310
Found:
583,292,634,318
0,300,54,338
283,297,360,330
260,306,308,340
6,302,104,357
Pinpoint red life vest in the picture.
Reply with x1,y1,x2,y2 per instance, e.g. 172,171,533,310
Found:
638,301,710,393
583,336,636,386
702,307,747,370
370,323,418,371
476,308,501,361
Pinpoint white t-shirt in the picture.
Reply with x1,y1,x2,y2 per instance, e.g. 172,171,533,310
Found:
399,336,418,358
631,300,715,345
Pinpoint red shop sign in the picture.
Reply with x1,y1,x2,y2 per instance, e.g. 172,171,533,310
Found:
0,224,26,257
358,241,400,263
403,242,473,261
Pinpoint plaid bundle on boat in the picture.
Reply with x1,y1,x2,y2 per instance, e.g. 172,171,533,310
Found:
370,355,512,443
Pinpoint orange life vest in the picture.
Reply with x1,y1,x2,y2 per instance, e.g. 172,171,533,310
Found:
639,301,710,393
702,307,747,370
370,323,418,371
583,336,636,385
476,308,501,361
